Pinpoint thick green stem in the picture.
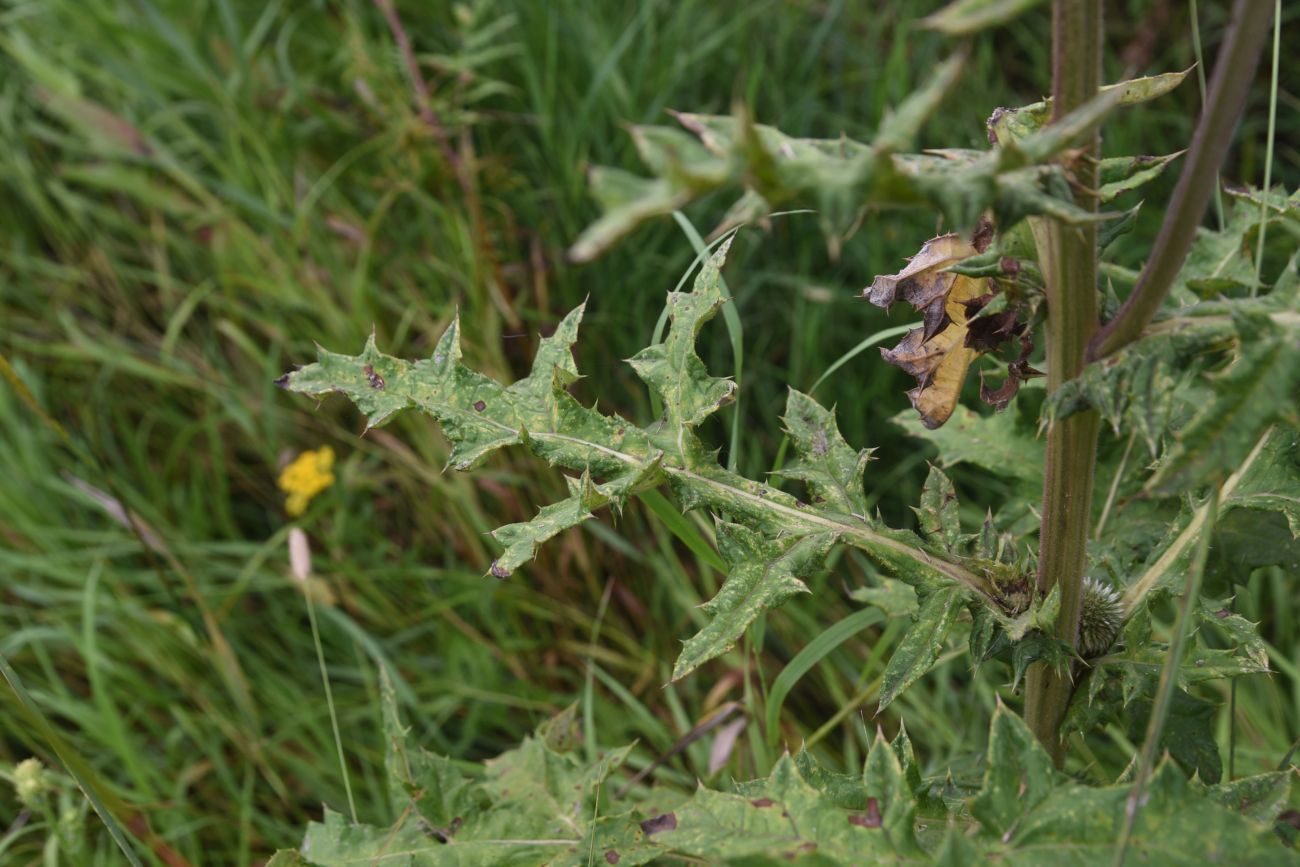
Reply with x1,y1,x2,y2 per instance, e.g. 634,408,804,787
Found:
1022,0,1103,764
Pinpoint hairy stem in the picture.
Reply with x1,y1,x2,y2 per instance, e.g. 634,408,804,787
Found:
1087,0,1275,359
1023,0,1103,764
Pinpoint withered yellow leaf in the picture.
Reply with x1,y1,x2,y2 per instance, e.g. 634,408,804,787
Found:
865,233,990,429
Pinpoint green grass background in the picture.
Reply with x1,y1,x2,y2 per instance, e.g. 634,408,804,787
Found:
0,0,1296,862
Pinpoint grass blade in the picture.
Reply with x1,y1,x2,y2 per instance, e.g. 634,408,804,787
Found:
1113,486,1221,867
1250,0,1281,296
0,651,146,867
765,607,884,748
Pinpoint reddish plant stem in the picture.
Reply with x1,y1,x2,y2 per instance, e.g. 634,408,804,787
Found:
1088,0,1275,360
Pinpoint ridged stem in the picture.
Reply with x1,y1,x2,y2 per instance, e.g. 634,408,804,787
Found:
1022,0,1103,765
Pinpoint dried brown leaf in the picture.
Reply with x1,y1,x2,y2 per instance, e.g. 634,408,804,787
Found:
866,234,992,428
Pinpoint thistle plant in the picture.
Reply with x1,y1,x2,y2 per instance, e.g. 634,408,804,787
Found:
277,0,1298,862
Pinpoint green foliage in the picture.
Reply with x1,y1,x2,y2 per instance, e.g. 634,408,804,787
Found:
1043,208,1300,606
4,0,1298,863
569,62,1181,262
280,697,1294,866
280,37,1300,854
878,586,966,710
1067,595,1271,783
283,242,1028,691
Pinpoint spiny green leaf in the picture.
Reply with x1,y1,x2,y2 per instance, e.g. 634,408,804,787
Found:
290,702,1296,867
879,585,965,709
380,670,482,828
1097,151,1183,203
671,523,834,681
970,702,1055,837
629,243,738,438
775,389,872,515
1117,426,1299,608
850,578,919,618
987,70,1189,145
1218,424,1300,545
283,244,996,680
657,753,913,863
1006,83,1127,166
1199,598,1269,672
573,62,1118,259
570,133,730,263
302,809,434,866
890,723,925,798
489,460,663,577
1045,227,1296,451
865,728,920,852
917,464,961,554
991,760,1292,865
1147,311,1300,496
788,749,870,810
571,169,691,264
1208,772,1294,824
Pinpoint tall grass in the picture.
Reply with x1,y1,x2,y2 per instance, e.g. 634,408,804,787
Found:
0,0,1295,861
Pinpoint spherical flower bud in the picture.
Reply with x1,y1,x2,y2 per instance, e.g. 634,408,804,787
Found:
1078,576,1123,658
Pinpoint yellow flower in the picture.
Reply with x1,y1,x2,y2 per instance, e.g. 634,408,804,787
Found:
278,446,336,516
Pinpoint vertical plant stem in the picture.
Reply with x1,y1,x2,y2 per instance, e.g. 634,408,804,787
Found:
1023,0,1103,764
306,587,358,823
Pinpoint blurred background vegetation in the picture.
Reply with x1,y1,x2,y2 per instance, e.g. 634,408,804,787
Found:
0,0,1296,862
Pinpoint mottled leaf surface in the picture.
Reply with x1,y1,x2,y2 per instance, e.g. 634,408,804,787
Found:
775,389,872,515
288,703,1293,867
879,585,966,709
970,703,1056,837
672,523,834,681
284,242,1003,683
569,65,1159,261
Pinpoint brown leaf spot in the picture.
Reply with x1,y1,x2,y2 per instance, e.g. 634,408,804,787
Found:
1215,609,1232,619
473,400,487,412
750,797,775,808
489,562,510,579
604,850,621,864
639,813,677,835
363,363,385,390
848,797,883,828
425,815,463,843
